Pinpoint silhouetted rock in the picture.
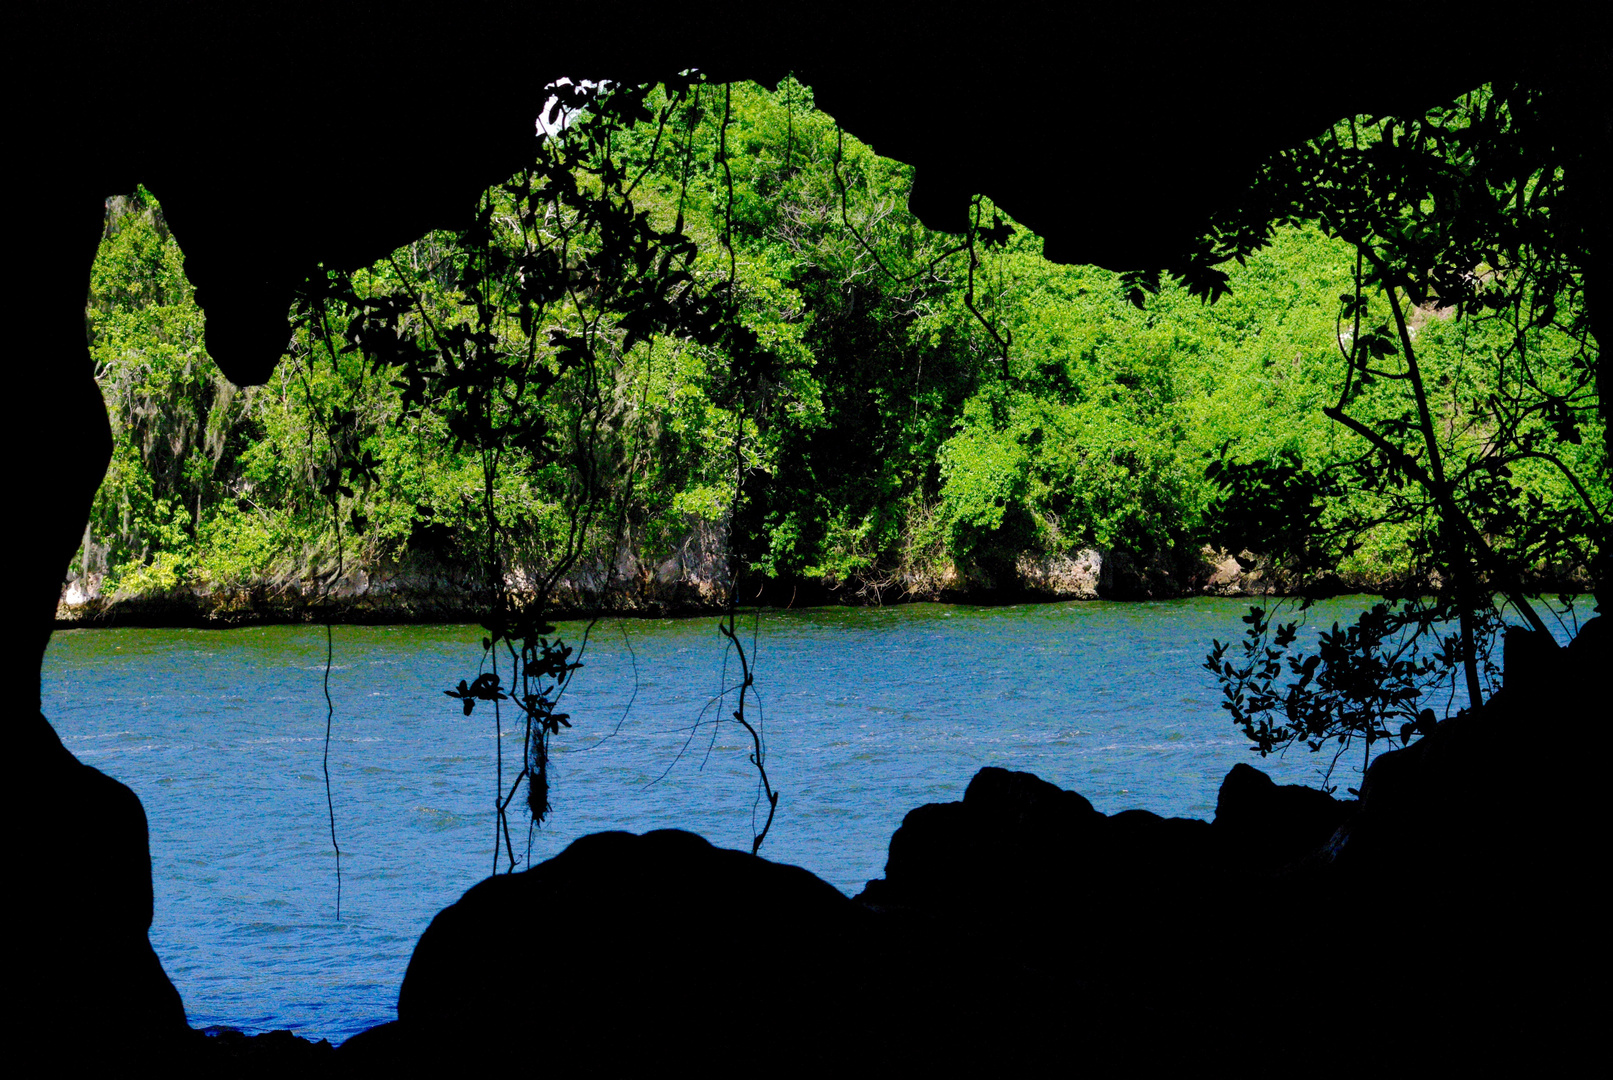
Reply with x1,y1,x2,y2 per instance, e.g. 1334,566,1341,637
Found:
186,1027,338,1077
352,825,1131,1075
1211,761,1352,873
15,711,190,1067
878,767,1103,907
1277,617,1608,1071
380,830,891,1072
864,766,1228,987
1326,616,1604,892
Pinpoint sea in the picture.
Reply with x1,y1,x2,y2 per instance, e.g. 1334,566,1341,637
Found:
41,596,1578,1041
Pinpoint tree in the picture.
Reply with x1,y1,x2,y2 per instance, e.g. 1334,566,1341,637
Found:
1199,84,1605,769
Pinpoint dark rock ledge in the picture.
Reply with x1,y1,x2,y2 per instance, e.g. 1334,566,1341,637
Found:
24,620,1604,1075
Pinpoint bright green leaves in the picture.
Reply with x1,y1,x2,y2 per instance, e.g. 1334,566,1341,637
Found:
75,78,1601,626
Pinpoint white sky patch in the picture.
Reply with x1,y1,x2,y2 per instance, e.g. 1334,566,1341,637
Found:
536,78,606,138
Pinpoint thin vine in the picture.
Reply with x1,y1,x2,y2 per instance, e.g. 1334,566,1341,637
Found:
310,75,788,867
716,79,779,855
291,281,380,918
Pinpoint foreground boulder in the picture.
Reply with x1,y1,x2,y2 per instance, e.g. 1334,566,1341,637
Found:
400,829,875,1069
1300,616,1608,1066
14,711,190,1067
1325,616,1606,894
347,830,895,1072
1211,760,1353,872
349,828,1153,1074
860,764,1235,983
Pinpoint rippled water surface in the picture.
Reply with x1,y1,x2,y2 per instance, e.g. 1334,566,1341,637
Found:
43,597,1504,1040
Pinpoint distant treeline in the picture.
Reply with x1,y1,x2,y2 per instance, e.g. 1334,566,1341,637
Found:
68,79,1604,614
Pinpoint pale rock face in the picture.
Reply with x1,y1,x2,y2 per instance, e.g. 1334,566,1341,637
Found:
1013,549,1103,600
544,515,734,613
62,577,99,606
1202,547,1247,595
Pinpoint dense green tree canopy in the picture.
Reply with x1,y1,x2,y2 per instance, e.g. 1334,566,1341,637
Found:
74,80,1604,621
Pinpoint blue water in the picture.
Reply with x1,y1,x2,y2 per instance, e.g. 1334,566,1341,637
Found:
40,597,1568,1041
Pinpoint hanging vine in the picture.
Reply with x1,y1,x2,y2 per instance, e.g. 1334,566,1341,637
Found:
715,80,778,854
288,282,382,916
304,75,787,867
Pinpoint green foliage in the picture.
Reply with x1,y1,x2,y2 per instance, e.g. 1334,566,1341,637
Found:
77,81,1602,628
86,189,231,592
930,223,1362,571
1197,85,1604,765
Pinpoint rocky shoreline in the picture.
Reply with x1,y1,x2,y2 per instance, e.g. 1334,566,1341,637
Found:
56,537,1461,630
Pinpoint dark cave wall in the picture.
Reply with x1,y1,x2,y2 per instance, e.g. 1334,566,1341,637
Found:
21,4,1604,388
7,3,1606,1062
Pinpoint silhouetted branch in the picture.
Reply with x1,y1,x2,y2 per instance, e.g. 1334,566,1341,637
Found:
965,196,1012,381
832,125,967,286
